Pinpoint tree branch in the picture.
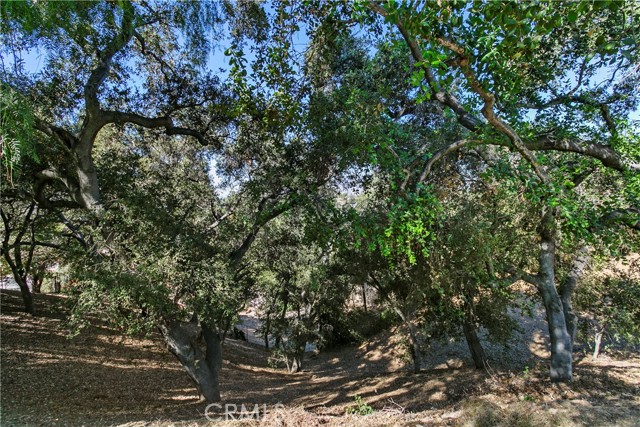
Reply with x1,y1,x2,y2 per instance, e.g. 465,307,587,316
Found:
84,3,136,118
103,110,218,148
417,139,477,185
369,4,636,175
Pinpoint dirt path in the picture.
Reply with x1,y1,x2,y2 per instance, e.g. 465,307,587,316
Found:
1,291,639,426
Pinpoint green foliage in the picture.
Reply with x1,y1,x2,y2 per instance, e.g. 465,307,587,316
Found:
352,189,441,266
65,267,174,337
346,394,374,416
575,258,640,352
0,84,37,185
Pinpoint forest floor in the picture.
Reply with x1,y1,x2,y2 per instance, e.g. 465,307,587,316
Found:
1,290,639,427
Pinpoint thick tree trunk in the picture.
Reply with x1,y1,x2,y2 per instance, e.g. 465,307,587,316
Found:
538,207,573,382
463,319,487,369
159,320,222,402
17,276,35,315
2,253,35,314
538,280,573,382
559,246,590,347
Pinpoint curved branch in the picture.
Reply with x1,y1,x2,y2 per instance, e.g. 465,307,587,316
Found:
369,4,636,176
104,110,218,148
84,3,136,118
501,136,640,173
417,139,477,185
34,118,77,151
435,36,548,183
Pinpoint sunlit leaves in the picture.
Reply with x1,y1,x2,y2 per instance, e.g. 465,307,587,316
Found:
0,84,38,185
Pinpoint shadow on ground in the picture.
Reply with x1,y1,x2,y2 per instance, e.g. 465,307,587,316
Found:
1,290,639,427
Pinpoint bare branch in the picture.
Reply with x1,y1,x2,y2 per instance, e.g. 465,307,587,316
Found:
103,110,218,148
417,139,477,185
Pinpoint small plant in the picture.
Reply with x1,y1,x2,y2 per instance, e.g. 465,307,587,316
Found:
346,394,374,416
521,366,530,379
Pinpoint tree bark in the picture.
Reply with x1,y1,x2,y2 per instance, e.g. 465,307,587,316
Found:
537,207,573,382
159,320,222,402
463,318,487,369
264,311,271,350
287,346,305,373
407,319,422,373
392,306,422,373
559,246,590,347
32,266,45,293
16,275,35,315
362,283,368,313
538,280,573,381
592,325,605,360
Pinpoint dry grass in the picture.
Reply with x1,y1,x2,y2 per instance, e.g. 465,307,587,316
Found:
1,290,639,427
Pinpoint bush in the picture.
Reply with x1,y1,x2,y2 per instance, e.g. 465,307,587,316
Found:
319,307,399,349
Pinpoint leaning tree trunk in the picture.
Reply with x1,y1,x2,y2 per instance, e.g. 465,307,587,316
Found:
159,320,222,402
393,306,422,373
16,274,35,315
462,318,487,369
2,252,35,314
537,207,573,382
462,290,488,369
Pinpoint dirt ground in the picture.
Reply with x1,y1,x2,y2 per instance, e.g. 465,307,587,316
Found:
1,290,639,427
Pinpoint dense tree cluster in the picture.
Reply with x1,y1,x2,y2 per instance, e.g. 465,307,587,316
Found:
1,0,638,401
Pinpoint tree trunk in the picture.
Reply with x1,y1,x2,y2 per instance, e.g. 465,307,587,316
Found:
2,253,35,314
287,350,304,373
221,315,232,343
391,306,421,373
275,287,289,349
462,319,487,369
159,320,222,402
592,325,605,360
17,275,35,315
538,280,573,382
264,312,271,350
535,207,573,382
407,320,422,373
32,270,44,293
362,283,367,313
559,246,590,346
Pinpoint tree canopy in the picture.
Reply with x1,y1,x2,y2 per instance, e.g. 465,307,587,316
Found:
1,0,639,401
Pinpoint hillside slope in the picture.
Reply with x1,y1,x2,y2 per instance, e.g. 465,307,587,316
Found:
1,290,639,427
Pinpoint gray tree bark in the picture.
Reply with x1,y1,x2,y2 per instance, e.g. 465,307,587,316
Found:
559,246,590,346
159,320,222,402
462,319,488,369
392,307,422,373
592,325,605,360
407,319,423,374
537,207,573,382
